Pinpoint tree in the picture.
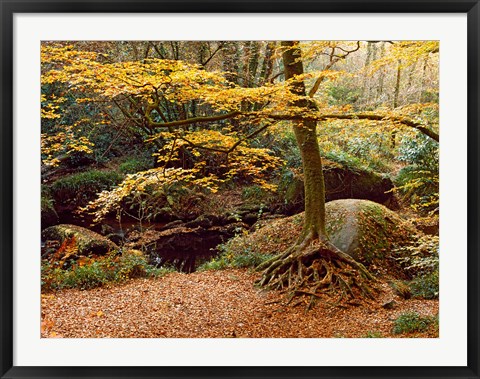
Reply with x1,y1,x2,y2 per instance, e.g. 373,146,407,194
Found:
255,42,375,300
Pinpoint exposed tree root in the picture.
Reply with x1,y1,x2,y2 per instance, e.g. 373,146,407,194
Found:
256,236,378,307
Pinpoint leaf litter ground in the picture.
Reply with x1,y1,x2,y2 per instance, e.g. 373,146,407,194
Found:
41,268,438,338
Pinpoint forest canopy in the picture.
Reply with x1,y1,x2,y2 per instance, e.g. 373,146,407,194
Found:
41,40,438,217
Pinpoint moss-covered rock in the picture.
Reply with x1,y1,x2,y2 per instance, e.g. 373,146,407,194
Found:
280,160,395,214
325,199,418,264
224,199,419,278
42,224,119,265
50,169,123,206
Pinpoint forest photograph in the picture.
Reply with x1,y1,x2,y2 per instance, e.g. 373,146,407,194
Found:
40,40,439,338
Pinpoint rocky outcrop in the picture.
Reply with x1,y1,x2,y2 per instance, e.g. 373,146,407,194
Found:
42,224,118,266
280,160,396,215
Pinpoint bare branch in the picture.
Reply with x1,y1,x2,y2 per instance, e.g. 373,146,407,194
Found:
202,42,224,67
308,41,361,98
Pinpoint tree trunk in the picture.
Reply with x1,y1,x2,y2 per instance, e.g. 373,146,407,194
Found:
391,59,402,148
281,41,327,241
376,42,385,104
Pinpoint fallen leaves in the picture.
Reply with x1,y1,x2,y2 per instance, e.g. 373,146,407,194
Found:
41,269,439,338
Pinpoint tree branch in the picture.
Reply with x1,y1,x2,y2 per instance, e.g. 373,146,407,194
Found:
320,113,439,142
308,41,361,98
146,105,438,143
146,110,242,129
268,112,439,142
179,121,274,155
202,42,224,67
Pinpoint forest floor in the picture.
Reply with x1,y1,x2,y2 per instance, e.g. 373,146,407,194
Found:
41,268,438,338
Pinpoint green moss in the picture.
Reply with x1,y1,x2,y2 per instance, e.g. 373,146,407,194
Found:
198,243,274,271
42,224,118,257
325,208,346,236
50,169,124,205
119,156,153,174
354,200,417,264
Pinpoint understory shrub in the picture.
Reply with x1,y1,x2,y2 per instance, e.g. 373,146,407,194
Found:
41,186,56,214
394,165,438,214
395,134,439,214
119,155,154,174
41,250,173,291
408,270,439,300
242,185,273,204
325,83,361,107
393,235,439,299
393,312,438,334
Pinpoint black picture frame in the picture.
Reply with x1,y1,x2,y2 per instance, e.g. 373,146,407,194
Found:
1,1,479,378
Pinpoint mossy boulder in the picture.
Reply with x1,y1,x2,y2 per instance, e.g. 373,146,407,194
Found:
281,160,395,214
47,169,124,224
42,224,119,266
224,199,419,277
325,199,418,265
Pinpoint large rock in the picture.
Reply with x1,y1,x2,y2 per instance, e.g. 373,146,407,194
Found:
325,199,418,265
42,224,118,265
281,159,395,214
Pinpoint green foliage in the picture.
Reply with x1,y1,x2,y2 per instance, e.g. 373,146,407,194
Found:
394,165,438,214
321,139,391,174
395,134,439,214
268,128,302,168
58,261,107,290
398,134,438,169
393,235,439,275
392,235,439,299
119,155,154,174
325,150,366,172
409,270,439,300
420,90,439,103
41,250,172,291
198,242,274,271
242,185,274,205
393,312,438,334
51,169,124,205
41,186,56,213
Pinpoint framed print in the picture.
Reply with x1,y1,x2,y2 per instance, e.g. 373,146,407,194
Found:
1,1,479,378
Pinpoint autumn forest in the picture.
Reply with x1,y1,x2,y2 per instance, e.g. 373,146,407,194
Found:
41,40,439,338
